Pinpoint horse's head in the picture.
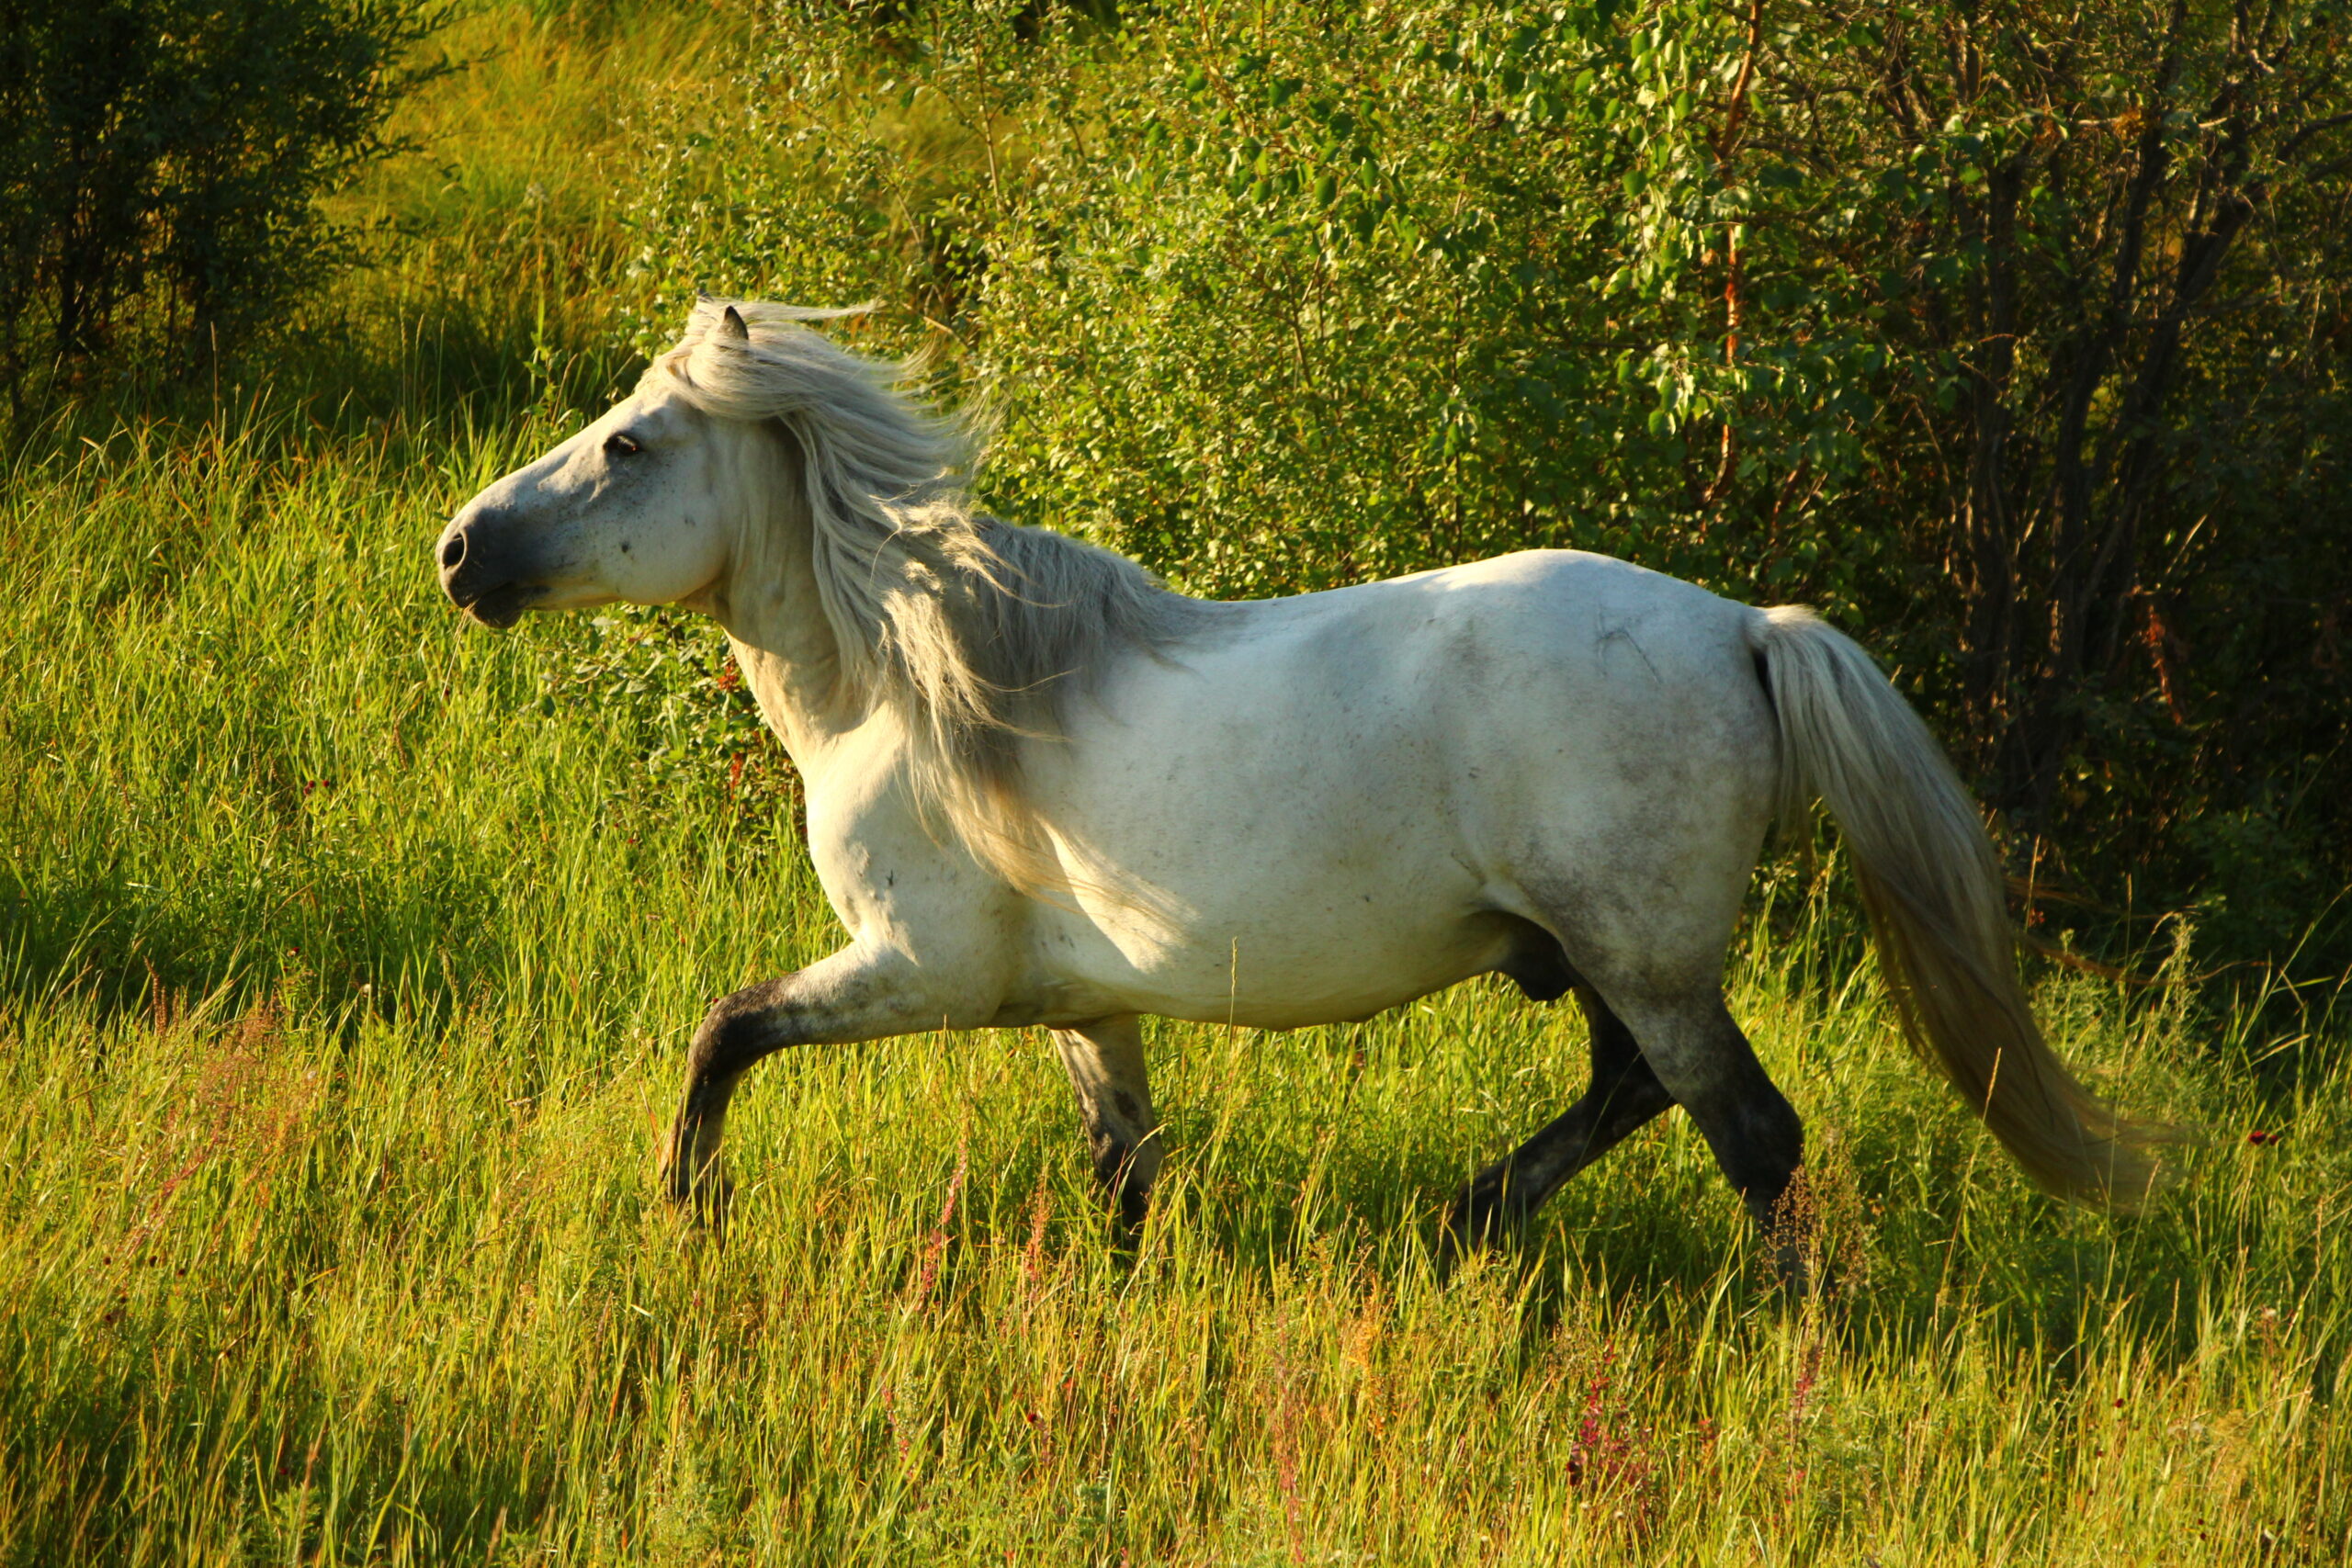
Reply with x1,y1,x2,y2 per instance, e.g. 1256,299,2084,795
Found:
435,309,765,628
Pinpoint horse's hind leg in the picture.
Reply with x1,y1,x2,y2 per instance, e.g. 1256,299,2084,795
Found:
1444,986,1674,1252
1608,987,1810,1280
1051,1015,1162,1229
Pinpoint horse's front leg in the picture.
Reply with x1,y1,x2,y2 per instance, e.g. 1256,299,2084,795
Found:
1051,1015,1162,1230
660,943,953,1220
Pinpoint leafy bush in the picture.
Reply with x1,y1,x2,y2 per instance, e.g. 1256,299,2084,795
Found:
0,0,451,414
618,0,2351,973
543,604,805,833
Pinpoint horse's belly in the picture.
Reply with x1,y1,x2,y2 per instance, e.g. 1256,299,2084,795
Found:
1029,875,1507,1029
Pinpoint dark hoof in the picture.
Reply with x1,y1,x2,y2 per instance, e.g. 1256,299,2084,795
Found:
1087,1136,1158,1240
1437,1168,1518,1272
659,1132,734,1233
1769,1241,1819,1299
1091,1168,1151,1247
663,1175,734,1238
1114,1183,1151,1236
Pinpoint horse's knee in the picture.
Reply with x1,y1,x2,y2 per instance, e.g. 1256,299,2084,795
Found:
667,980,799,1220
1089,1122,1160,1180
689,976,797,1079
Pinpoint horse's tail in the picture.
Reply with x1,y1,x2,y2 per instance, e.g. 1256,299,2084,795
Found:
1746,605,2165,1209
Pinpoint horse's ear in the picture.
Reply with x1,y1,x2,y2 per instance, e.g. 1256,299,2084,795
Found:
718,306,751,343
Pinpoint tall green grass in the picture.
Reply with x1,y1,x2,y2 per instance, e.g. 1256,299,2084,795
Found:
2,5,2346,1562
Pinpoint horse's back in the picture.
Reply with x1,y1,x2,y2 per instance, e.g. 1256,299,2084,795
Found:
1125,547,1774,818
1020,549,1780,1024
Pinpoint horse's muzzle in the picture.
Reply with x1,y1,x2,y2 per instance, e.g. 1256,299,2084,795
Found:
436,511,540,629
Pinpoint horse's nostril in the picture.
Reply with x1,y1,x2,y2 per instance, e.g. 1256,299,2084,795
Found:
441,535,466,570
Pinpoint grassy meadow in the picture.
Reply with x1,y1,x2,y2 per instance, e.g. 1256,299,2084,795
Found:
4,5,2349,1562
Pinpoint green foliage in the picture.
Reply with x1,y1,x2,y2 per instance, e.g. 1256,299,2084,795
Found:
548,605,804,830
3,954,2348,1562
620,0,2352,973
0,0,454,413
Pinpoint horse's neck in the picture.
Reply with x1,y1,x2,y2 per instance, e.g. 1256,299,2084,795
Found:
709,457,852,766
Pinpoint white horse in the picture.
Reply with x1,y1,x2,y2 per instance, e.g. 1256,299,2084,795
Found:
436,300,2157,1259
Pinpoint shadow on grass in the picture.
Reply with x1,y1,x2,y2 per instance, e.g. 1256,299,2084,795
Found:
0,853,511,1043
16,243,643,477
854,1078,2307,1393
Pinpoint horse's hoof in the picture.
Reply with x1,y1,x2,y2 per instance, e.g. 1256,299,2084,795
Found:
1770,1241,1822,1299
1437,1176,1513,1273
663,1179,734,1240
659,1145,733,1232
1114,1183,1151,1238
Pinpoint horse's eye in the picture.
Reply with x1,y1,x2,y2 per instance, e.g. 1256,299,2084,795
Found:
604,433,642,457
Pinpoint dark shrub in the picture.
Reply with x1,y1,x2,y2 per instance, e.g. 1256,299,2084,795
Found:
0,0,450,413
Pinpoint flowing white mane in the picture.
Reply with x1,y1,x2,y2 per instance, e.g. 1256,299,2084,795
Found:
650,299,1204,886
